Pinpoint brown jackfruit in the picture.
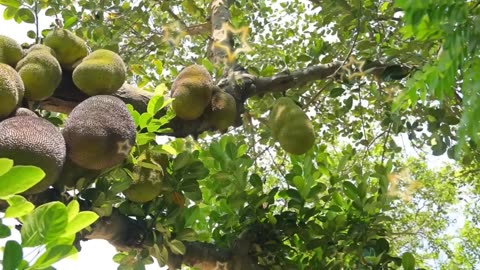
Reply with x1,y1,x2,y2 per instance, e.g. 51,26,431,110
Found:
11,107,36,117
16,49,62,101
269,97,315,155
0,116,66,194
0,63,24,119
171,65,213,120
44,29,88,70
0,35,23,67
62,95,136,170
206,88,237,132
72,49,126,96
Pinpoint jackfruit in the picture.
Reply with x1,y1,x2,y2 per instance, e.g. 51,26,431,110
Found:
0,35,23,67
26,44,56,57
206,88,237,132
123,151,166,203
16,49,62,101
62,95,136,170
0,63,24,119
44,29,88,69
0,116,66,194
269,97,315,155
11,107,36,117
171,65,213,120
72,49,126,96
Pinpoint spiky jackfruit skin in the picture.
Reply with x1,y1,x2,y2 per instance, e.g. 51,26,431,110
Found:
171,65,213,120
0,63,24,119
0,35,23,67
123,151,166,203
72,49,126,96
62,95,136,170
207,89,237,132
269,97,315,155
11,107,36,117
26,44,56,57
16,50,62,101
0,116,66,194
44,29,88,69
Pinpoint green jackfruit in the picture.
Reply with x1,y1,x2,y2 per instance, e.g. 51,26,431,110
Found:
0,35,23,67
72,49,126,96
206,88,237,132
62,95,136,170
269,97,315,155
0,63,24,119
0,116,66,194
16,50,62,101
26,44,56,57
123,151,167,203
171,65,213,120
44,29,88,69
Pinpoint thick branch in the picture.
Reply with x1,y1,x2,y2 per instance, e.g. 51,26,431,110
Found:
38,62,342,138
39,61,406,138
249,61,343,97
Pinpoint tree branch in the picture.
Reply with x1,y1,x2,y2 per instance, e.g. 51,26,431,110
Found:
38,60,409,139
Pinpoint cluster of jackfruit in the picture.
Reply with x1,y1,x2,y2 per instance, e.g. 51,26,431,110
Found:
171,65,237,132
0,30,135,194
0,29,126,120
269,97,315,155
0,95,136,194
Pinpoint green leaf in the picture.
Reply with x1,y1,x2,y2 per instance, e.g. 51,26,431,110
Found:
63,16,77,28
329,87,345,97
31,245,77,269
342,181,358,201
0,158,13,176
0,223,11,238
26,30,36,39
0,166,45,199
147,95,165,115
3,6,17,20
173,152,192,171
66,200,80,222
44,8,56,16
63,211,99,236
0,0,21,8
402,252,415,270
176,228,197,242
5,195,35,218
167,239,186,255
16,8,35,23
21,201,68,247
2,240,22,270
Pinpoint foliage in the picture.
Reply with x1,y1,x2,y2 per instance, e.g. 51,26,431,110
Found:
0,159,99,269
0,0,480,269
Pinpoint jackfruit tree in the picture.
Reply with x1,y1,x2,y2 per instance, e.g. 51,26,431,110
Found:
0,1,479,270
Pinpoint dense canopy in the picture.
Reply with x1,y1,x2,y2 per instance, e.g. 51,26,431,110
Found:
0,0,479,269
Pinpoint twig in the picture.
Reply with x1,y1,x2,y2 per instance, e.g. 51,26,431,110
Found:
381,123,392,164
